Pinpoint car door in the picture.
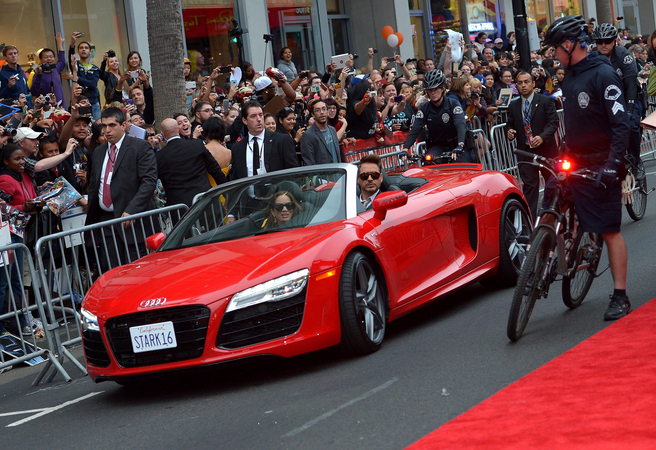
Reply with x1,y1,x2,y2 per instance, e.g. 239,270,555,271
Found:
364,187,458,308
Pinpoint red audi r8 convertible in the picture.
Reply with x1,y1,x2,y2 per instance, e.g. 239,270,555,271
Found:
81,163,531,383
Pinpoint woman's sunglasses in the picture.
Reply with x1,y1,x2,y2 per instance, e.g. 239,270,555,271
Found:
274,202,296,211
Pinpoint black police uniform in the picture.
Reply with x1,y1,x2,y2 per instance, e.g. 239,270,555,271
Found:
608,45,643,162
403,96,475,162
544,52,631,233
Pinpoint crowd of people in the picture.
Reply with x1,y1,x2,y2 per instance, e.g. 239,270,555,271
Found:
0,17,652,335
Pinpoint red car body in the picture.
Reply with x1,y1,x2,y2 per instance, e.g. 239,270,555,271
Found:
81,163,530,383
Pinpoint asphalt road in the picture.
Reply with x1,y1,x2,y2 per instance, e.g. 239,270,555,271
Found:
2,163,656,450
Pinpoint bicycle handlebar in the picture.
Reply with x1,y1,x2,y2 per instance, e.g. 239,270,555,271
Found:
514,149,601,184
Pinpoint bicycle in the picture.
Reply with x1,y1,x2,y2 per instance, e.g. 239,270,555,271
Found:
507,150,606,341
623,155,653,221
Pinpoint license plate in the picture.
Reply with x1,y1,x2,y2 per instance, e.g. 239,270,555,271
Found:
129,321,177,353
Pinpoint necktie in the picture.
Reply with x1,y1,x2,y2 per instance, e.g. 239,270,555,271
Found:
524,99,531,145
103,144,117,208
252,137,260,175
524,99,531,128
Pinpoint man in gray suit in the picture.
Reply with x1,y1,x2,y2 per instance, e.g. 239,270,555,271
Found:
300,100,342,166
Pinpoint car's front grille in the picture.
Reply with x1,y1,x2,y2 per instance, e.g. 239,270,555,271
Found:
216,291,306,349
82,329,111,367
105,305,210,368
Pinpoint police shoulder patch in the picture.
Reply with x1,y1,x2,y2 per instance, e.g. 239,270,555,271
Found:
416,110,424,119
623,54,634,65
453,106,464,115
604,84,621,101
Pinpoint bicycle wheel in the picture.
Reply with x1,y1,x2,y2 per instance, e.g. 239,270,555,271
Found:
562,232,603,309
507,229,552,341
626,176,647,221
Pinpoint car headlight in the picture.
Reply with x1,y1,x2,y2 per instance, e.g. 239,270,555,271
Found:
226,269,309,313
80,307,100,332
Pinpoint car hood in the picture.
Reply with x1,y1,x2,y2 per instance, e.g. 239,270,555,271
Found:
84,224,345,318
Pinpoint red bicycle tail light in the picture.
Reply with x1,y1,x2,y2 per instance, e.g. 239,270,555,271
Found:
425,154,432,161
560,160,572,171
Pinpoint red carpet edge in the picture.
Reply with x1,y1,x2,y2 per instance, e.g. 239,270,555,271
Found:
407,299,656,450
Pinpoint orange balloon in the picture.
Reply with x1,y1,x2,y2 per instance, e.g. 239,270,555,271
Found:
382,26,394,40
395,32,404,46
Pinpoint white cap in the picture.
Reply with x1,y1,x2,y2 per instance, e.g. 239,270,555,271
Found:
253,76,273,92
14,127,43,143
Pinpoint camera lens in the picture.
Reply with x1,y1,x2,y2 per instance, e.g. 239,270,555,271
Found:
44,95,51,102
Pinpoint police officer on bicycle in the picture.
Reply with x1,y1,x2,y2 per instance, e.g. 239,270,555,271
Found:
402,69,475,163
593,22,646,180
544,15,632,320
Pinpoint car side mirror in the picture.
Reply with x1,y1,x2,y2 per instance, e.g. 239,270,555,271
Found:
372,190,407,220
146,232,166,251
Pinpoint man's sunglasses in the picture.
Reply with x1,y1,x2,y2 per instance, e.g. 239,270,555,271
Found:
359,171,381,181
596,38,615,45
274,202,296,211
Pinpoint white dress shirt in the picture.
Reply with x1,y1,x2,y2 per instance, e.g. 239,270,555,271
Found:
99,133,126,212
247,130,266,177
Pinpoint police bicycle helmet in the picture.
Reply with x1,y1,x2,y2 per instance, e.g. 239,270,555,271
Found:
423,69,446,90
592,23,618,40
543,15,588,47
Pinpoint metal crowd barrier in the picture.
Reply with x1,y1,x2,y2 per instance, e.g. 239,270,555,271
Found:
641,129,656,161
0,243,67,376
489,124,520,182
29,204,188,385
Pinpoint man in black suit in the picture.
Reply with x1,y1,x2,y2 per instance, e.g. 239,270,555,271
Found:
156,118,226,207
86,107,158,267
300,99,342,166
505,71,560,220
228,100,299,181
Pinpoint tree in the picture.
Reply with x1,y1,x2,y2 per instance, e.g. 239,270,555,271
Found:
146,0,188,125
596,0,613,26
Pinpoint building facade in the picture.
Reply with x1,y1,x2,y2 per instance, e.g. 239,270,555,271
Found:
2,0,655,104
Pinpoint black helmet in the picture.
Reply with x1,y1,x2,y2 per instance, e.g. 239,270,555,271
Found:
423,69,446,89
543,15,588,46
592,23,618,40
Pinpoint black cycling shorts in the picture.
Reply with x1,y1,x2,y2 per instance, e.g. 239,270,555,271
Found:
542,173,622,234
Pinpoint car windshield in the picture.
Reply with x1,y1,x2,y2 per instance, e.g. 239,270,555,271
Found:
159,168,348,251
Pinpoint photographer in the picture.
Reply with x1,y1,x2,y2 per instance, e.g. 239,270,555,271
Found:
111,71,154,125
57,104,91,167
35,134,85,194
100,49,123,104
31,33,67,109
276,106,305,153
0,46,33,108
68,32,101,120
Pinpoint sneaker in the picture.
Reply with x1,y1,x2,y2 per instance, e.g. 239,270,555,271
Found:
604,295,632,321
21,325,32,336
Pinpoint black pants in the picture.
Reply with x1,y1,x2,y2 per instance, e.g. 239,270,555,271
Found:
519,162,552,221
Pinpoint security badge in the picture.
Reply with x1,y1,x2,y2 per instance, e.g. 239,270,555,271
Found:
442,113,450,123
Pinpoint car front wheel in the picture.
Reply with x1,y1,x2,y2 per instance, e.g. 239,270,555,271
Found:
338,251,388,355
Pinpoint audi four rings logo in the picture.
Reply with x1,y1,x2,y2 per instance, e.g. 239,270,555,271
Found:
140,298,167,308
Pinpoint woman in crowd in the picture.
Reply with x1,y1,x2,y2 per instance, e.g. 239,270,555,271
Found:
276,47,298,81
263,191,302,229
469,78,489,120
124,51,143,95
100,52,123,104
324,98,348,141
201,116,231,186
276,107,305,151
446,77,470,111
240,61,256,84
264,113,277,133
495,67,517,99
473,32,487,54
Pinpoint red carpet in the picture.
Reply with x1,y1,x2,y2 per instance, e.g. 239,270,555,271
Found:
408,300,656,449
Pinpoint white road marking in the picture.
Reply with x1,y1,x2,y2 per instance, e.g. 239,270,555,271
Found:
282,377,399,438
2,392,103,427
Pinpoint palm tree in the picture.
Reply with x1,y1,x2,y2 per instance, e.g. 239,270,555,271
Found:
596,0,613,26
146,0,188,124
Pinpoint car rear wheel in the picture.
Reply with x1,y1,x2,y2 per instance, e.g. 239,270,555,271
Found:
483,198,532,287
338,251,388,355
